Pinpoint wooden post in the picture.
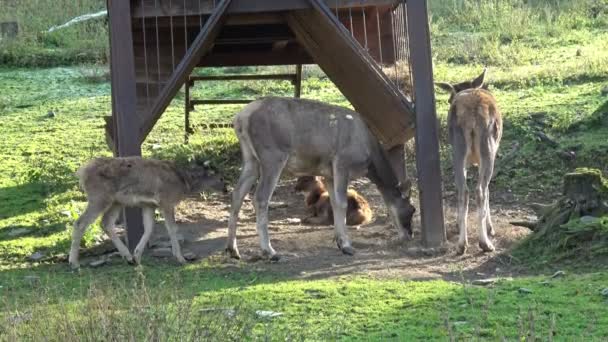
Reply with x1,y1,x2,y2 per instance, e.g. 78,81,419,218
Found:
406,0,446,247
107,0,143,251
294,64,303,98
185,78,192,144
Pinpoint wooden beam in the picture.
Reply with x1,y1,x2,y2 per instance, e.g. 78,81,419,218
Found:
191,99,252,106
287,1,415,148
139,0,233,143
190,74,297,82
406,0,446,248
132,0,400,18
107,0,143,251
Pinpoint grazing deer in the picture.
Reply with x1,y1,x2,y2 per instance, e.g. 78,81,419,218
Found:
68,157,227,268
294,176,372,226
436,69,503,254
227,97,415,260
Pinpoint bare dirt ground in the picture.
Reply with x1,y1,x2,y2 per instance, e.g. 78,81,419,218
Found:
145,176,534,282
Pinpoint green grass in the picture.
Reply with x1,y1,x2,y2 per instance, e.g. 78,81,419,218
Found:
2,264,607,340
0,0,108,67
1,0,608,339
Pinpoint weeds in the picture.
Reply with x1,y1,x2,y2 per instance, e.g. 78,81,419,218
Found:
0,0,107,67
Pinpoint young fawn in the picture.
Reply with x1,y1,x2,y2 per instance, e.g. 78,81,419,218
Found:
294,176,372,226
69,157,227,268
437,69,503,254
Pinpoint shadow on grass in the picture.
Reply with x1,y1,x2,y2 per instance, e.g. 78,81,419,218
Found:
0,182,71,222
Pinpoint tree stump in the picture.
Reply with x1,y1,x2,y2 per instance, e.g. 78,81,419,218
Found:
512,168,608,263
513,169,608,231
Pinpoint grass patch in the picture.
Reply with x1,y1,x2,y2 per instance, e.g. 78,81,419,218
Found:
1,265,607,340
0,0,108,67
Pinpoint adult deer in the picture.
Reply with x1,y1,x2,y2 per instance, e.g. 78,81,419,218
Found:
227,97,415,260
436,69,503,254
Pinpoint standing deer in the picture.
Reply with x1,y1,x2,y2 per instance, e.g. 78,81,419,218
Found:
227,97,415,260
69,157,227,268
436,69,503,254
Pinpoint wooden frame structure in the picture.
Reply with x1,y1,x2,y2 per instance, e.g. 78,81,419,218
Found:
106,0,446,250
184,65,303,142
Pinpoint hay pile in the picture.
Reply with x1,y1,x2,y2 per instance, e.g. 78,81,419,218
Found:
382,61,413,99
512,168,608,265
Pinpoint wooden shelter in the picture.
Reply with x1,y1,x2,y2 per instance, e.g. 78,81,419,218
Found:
106,0,446,249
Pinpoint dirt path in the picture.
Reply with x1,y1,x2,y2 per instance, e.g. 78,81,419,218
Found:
145,177,533,282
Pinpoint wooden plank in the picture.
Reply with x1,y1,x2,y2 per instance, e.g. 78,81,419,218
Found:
286,4,414,148
107,0,143,251
139,0,233,143
132,0,400,18
406,0,446,248
190,74,297,81
191,99,252,105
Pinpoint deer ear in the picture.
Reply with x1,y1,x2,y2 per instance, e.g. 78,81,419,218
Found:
435,82,455,94
471,68,487,89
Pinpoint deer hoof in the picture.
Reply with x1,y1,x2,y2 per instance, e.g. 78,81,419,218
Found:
487,226,496,237
125,255,136,265
225,247,241,260
261,249,279,261
340,245,355,256
478,240,495,253
456,244,467,255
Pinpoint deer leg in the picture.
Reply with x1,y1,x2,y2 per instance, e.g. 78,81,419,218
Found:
454,162,469,255
100,204,133,263
485,195,495,237
226,159,259,259
69,200,109,269
253,158,286,260
478,141,497,253
133,207,156,264
328,165,354,255
161,207,186,264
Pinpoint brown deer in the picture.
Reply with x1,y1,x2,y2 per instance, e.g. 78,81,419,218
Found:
294,176,372,226
436,69,503,254
227,97,415,260
68,157,227,268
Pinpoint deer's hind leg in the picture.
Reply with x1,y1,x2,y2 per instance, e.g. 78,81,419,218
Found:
477,135,497,253
227,144,259,259
161,206,187,264
69,199,111,269
452,132,470,255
